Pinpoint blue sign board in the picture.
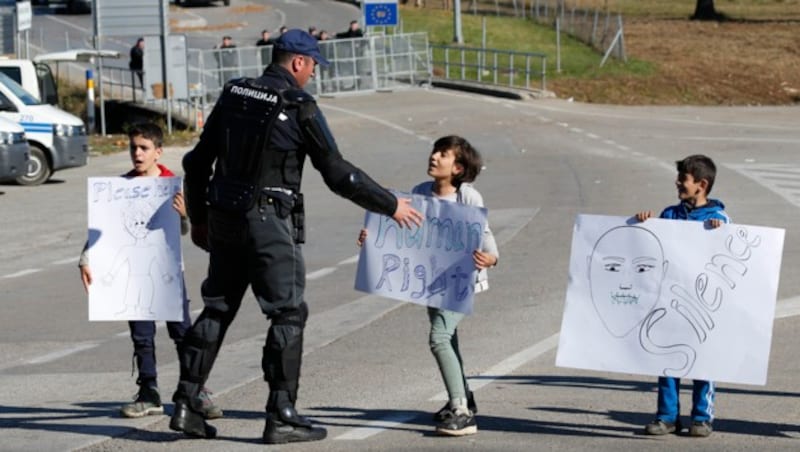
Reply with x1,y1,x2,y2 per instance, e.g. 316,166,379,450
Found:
364,1,398,27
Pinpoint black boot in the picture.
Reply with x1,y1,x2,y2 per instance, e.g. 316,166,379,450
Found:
170,400,217,439
263,407,327,444
262,391,326,444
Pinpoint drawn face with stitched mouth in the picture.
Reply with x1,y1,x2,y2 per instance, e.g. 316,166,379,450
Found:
123,204,153,240
588,226,668,338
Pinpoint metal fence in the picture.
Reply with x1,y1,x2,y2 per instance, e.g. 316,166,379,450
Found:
85,32,430,130
186,32,431,103
414,0,626,63
429,44,547,92
527,0,626,64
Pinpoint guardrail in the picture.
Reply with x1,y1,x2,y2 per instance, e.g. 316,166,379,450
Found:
429,44,547,92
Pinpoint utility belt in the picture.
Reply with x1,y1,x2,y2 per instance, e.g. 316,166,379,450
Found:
207,178,305,243
260,187,305,244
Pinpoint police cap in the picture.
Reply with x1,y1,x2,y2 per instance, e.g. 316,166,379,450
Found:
274,29,330,66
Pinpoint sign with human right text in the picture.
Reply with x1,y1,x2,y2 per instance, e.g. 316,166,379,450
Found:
355,193,486,314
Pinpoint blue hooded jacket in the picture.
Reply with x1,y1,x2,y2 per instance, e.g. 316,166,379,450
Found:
660,199,730,223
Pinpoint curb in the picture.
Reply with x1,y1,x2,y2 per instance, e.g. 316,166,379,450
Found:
429,79,556,101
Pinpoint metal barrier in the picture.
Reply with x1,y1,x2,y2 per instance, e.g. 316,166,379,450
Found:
429,44,547,92
528,1,626,64
97,66,143,102
419,0,626,64
185,32,431,102
80,33,430,130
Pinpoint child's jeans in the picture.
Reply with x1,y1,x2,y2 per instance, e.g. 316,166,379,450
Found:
656,377,715,422
428,307,470,403
130,293,191,386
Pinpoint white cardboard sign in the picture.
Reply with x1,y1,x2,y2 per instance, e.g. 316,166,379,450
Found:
355,193,487,314
86,176,184,321
556,214,784,385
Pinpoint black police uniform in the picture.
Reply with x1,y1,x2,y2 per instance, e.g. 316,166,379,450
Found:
172,63,398,440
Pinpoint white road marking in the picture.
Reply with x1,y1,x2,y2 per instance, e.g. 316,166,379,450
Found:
3,269,42,279
337,333,561,440
726,163,800,209
322,104,432,143
44,14,90,32
335,413,420,440
337,255,360,266
307,267,337,280
26,342,99,365
775,296,800,319
51,257,79,266
657,136,800,144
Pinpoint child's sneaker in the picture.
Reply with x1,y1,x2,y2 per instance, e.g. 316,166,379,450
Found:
199,387,223,419
120,385,163,418
432,391,477,422
435,409,477,436
689,420,713,437
644,418,681,435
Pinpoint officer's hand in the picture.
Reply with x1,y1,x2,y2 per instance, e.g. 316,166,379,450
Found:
392,198,424,228
191,223,210,251
79,265,92,293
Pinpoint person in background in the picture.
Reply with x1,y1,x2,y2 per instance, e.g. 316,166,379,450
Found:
215,35,239,85
129,37,144,89
336,20,364,39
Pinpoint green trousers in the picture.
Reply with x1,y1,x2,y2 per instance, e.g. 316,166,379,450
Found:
428,307,470,405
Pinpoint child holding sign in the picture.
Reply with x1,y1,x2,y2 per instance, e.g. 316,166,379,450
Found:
79,123,221,419
635,154,729,437
358,135,498,436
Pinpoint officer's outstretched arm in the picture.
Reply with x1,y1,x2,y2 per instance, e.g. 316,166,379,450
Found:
290,91,397,217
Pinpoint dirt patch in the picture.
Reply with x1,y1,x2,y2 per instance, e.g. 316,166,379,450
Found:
410,1,800,105
551,18,800,105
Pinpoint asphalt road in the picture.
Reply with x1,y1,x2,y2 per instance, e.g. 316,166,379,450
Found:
1,85,800,451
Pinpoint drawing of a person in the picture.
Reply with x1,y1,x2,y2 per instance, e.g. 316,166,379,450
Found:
104,202,173,317
587,225,668,337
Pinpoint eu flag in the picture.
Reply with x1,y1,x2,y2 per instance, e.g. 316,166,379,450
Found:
364,2,398,27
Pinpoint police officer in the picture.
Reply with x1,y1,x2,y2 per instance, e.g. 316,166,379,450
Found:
169,29,423,444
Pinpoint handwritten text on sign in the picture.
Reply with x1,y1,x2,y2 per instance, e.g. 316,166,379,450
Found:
556,214,785,386
87,176,184,322
355,193,487,314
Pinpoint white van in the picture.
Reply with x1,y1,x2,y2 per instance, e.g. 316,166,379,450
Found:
0,58,58,105
0,72,87,185
0,116,29,183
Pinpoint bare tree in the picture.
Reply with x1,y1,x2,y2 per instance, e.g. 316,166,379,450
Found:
691,0,725,21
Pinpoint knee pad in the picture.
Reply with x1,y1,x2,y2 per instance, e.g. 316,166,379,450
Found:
262,303,308,391
200,289,230,313
179,308,225,384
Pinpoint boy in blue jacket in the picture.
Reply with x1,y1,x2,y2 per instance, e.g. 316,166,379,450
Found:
635,154,729,437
